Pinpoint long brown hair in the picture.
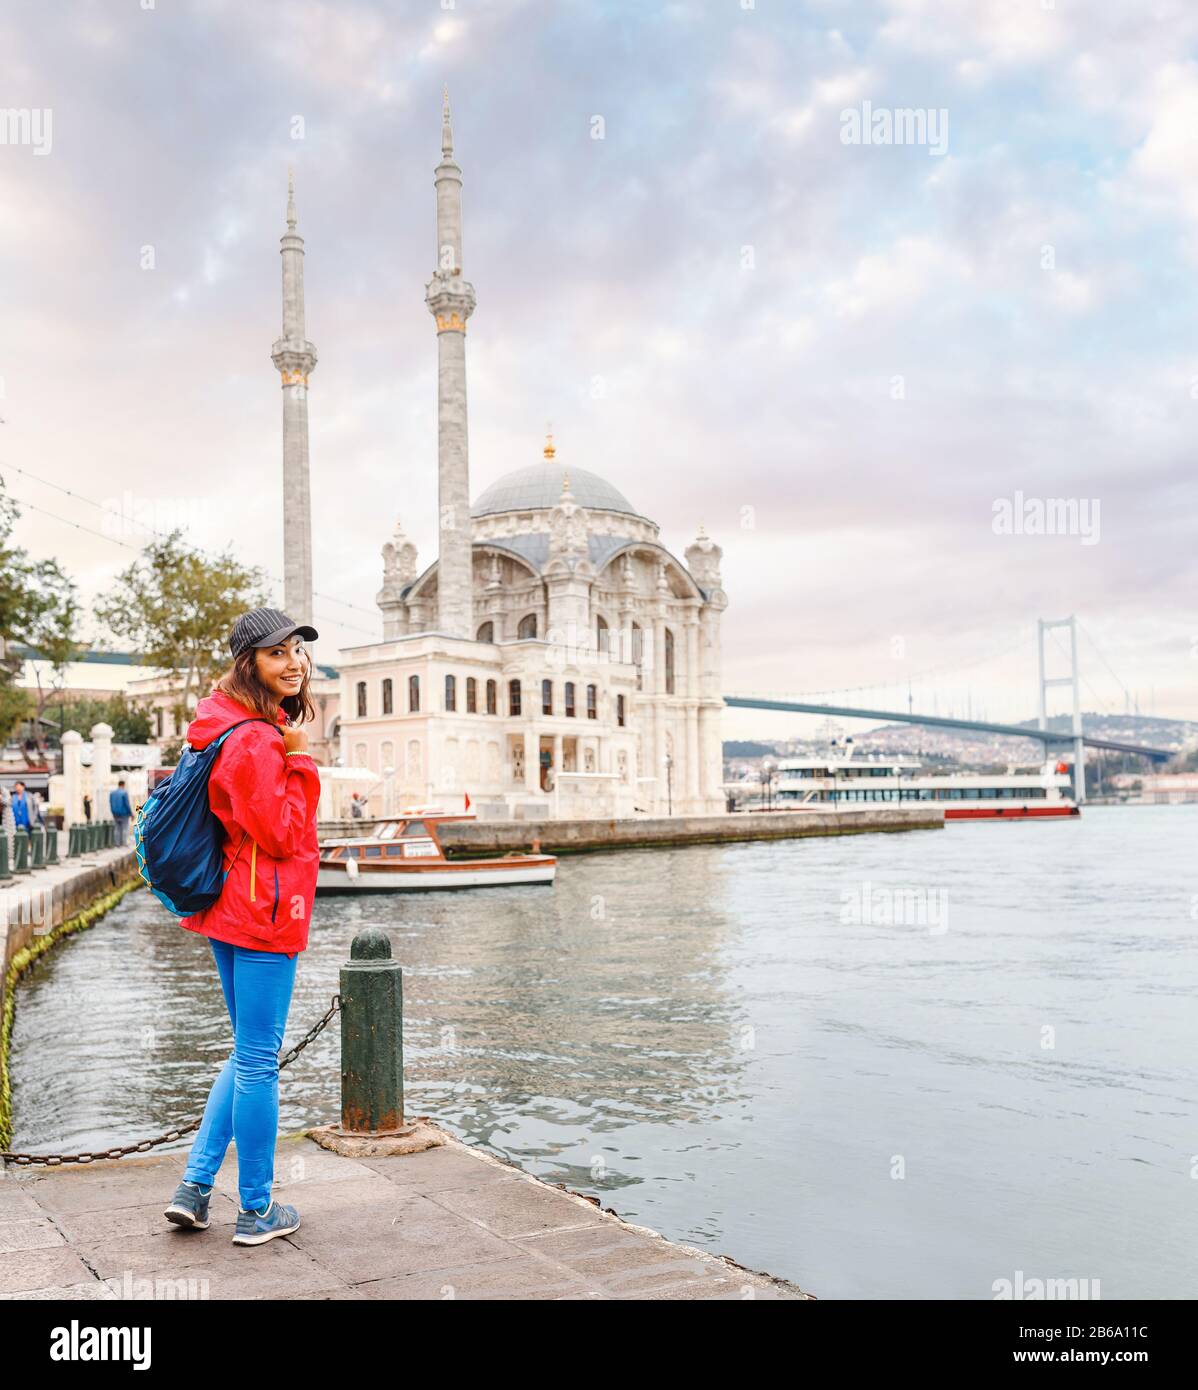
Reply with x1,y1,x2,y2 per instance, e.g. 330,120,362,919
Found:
215,644,316,727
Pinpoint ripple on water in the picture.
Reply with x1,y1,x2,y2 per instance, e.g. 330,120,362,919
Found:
8,805,1197,1297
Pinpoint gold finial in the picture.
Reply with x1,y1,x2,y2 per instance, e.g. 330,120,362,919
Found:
543,424,555,461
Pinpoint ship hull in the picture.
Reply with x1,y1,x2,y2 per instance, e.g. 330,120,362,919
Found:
316,856,557,893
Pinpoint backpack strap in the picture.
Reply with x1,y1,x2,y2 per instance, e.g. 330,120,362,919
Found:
213,717,285,749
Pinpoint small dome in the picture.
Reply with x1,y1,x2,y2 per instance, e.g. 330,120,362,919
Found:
472,463,638,519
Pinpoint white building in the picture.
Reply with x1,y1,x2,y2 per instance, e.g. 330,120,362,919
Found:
328,98,728,819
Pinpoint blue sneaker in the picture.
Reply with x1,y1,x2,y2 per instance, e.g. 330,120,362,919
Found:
164,1180,212,1230
232,1199,301,1246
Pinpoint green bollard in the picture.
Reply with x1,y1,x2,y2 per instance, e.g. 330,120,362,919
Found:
105,819,115,848
45,827,59,865
13,828,31,875
0,832,10,882
83,822,95,854
30,827,44,869
89,821,99,853
339,928,405,1134
67,825,78,857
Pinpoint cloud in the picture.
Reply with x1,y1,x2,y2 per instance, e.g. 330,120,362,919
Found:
0,0,1193,722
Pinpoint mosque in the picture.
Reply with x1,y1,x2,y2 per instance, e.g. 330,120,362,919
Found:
277,97,728,818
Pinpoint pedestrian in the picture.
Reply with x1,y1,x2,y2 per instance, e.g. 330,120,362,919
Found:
349,791,364,819
162,607,320,1247
109,779,132,846
83,793,92,824
10,780,34,831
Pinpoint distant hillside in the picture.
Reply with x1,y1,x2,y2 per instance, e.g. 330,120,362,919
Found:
723,712,1197,771
723,740,777,758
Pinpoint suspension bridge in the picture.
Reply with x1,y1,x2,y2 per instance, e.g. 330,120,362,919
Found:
721,697,1174,763
724,616,1183,804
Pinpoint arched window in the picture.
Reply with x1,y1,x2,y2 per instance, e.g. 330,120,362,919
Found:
596,615,610,654
542,679,553,716
445,674,456,712
664,627,676,695
486,679,498,715
509,679,522,716
466,677,477,713
617,694,626,728
586,684,597,719
477,621,494,643
356,681,367,718
517,613,537,640
408,675,420,713
564,681,576,717
382,678,393,715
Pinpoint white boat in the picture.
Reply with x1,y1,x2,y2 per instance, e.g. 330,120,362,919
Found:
316,813,557,893
773,754,1080,821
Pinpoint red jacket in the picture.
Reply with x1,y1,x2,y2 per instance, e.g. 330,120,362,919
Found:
180,688,321,955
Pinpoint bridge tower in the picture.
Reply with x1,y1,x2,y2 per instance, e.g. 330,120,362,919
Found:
1037,615,1085,804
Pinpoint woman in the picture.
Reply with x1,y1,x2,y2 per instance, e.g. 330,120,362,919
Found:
163,607,320,1246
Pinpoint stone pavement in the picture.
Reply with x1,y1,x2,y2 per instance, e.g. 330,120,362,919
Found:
1,1129,811,1301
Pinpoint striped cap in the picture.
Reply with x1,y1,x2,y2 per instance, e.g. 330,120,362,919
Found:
229,607,318,659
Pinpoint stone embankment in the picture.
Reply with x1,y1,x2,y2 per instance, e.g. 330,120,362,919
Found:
316,805,943,853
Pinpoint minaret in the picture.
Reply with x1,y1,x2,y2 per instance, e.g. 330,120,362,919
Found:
271,170,317,628
424,90,477,639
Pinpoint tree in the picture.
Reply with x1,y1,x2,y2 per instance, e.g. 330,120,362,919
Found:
0,477,79,741
26,574,83,728
94,530,270,719
159,737,184,767
57,692,153,744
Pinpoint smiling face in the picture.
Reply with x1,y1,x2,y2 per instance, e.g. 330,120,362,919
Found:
253,635,309,703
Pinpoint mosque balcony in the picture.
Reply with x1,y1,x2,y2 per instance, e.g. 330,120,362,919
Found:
425,273,476,329
271,339,317,376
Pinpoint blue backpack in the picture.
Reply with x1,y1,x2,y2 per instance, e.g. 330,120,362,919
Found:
134,717,281,916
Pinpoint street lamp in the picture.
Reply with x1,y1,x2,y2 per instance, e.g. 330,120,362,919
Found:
663,752,673,816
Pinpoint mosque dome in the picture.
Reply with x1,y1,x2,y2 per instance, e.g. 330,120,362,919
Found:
471,462,639,520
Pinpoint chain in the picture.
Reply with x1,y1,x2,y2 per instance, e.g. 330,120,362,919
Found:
277,992,341,1070
1,994,341,1168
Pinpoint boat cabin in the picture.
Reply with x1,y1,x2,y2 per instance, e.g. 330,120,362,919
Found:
321,816,456,862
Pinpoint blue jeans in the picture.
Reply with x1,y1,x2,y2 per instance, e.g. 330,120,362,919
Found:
183,940,298,1211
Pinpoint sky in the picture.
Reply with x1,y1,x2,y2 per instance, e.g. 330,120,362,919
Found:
1,0,1196,740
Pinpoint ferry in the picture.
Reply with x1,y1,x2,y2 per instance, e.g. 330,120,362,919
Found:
774,755,1080,821
316,811,557,893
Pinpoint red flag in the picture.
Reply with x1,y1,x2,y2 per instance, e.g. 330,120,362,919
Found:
464,791,472,812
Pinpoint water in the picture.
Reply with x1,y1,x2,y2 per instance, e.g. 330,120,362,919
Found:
8,806,1194,1299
